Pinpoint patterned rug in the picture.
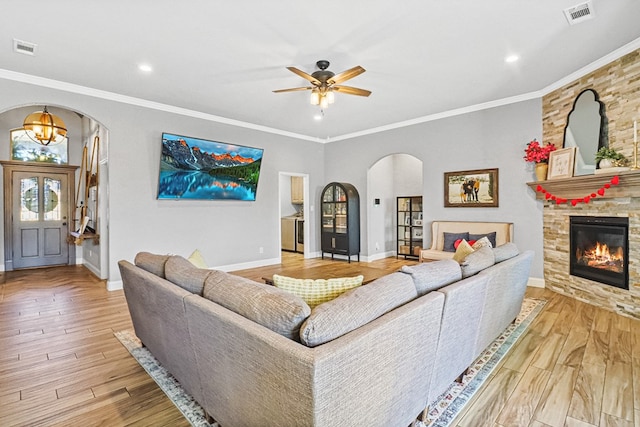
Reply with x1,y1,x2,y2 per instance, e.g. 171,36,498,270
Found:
115,297,545,427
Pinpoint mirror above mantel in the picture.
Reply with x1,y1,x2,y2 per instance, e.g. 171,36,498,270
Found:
562,88,608,176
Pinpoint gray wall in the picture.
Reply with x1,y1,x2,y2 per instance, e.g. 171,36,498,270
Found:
0,76,544,282
0,78,325,285
324,99,544,278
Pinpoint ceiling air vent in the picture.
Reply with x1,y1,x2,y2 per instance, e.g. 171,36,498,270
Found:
564,1,594,25
13,39,37,56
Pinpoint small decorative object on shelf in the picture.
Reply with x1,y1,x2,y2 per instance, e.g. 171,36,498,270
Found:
523,138,557,181
594,146,629,174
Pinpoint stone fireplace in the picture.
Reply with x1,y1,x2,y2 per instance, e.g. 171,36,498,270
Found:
528,172,640,320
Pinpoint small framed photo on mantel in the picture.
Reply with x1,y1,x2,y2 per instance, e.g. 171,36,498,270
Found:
547,147,576,180
444,168,499,208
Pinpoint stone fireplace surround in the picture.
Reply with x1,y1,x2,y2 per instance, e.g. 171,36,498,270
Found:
527,171,640,320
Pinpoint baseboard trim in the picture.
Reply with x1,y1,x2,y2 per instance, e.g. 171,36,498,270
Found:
527,277,545,288
107,279,123,291
214,257,281,272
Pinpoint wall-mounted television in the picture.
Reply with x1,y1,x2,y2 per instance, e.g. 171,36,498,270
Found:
158,132,264,201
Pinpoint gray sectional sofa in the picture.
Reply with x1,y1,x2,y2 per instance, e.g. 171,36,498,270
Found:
119,244,533,427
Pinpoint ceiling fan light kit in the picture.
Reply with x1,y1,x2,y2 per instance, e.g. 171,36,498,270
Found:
275,60,371,109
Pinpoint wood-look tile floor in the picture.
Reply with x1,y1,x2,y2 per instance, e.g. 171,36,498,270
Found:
0,255,638,426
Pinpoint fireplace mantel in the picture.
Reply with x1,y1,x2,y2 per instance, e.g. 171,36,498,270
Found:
526,169,640,200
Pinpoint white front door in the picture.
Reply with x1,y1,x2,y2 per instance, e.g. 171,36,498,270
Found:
12,171,70,268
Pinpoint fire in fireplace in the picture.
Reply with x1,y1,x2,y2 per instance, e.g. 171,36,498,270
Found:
569,216,629,290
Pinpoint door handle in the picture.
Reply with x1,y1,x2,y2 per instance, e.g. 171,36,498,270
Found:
62,222,67,226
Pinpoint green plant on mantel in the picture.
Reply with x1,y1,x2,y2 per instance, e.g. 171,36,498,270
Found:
595,146,627,166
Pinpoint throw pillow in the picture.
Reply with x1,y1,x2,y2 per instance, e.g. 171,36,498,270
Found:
471,236,493,250
454,238,476,249
400,259,461,296
188,249,208,268
203,270,311,341
165,255,211,295
460,246,495,278
469,232,497,248
134,252,170,278
443,232,469,252
493,242,520,263
453,239,475,263
299,272,417,347
273,275,364,308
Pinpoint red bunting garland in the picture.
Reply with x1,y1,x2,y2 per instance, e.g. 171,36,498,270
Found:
534,175,620,205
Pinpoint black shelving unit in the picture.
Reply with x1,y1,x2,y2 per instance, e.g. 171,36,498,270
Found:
397,196,423,259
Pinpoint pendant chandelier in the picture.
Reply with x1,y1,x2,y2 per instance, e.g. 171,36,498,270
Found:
23,106,67,146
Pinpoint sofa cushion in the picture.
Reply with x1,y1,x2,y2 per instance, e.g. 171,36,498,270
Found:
299,272,418,347
453,239,475,263
493,242,520,263
400,260,461,296
273,274,364,308
460,246,495,278
134,252,170,278
443,232,469,252
469,231,497,248
165,255,211,295
203,270,311,341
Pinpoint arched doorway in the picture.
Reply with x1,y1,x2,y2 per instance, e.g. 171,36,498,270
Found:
0,104,109,279
366,153,423,261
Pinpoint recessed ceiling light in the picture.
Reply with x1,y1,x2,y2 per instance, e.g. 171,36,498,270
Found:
505,55,519,63
138,64,153,73
313,113,323,121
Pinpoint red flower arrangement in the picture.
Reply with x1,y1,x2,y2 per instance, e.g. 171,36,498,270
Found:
523,139,556,163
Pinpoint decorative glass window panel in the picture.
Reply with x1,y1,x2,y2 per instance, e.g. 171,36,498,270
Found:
20,177,39,221
10,128,68,164
43,178,61,221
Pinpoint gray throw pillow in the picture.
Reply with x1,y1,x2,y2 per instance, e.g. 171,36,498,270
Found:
443,232,469,252
469,232,497,248
400,260,462,296
460,246,495,278
134,252,170,278
165,255,211,295
299,272,418,347
493,242,519,263
203,270,311,341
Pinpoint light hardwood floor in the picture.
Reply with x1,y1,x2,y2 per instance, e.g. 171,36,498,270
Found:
0,255,638,426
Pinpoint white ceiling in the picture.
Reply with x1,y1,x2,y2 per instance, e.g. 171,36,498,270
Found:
1,0,640,142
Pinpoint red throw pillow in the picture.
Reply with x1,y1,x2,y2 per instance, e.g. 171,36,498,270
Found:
454,238,476,249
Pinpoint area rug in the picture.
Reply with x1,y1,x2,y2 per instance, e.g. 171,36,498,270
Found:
115,297,545,427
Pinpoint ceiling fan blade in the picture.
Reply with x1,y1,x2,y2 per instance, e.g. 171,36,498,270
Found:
273,86,313,93
286,67,321,85
327,66,365,85
332,85,372,97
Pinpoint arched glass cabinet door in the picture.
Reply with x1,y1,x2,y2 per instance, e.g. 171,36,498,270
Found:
563,88,608,176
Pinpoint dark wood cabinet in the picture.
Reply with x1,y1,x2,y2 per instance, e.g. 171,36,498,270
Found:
321,182,360,262
397,196,423,259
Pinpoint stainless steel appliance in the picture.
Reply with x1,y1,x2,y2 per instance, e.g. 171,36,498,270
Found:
281,217,296,252
295,218,304,253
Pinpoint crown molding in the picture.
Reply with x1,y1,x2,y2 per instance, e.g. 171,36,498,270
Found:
0,68,323,144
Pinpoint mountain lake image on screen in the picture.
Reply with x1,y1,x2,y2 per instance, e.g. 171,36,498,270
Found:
158,133,264,201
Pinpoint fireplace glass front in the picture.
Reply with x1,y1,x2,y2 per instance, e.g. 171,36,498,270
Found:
569,216,628,290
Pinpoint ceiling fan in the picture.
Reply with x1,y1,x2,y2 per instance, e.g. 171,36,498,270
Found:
273,60,371,109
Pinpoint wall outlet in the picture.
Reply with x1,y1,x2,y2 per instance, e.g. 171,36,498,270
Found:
375,242,379,251
259,247,264,254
